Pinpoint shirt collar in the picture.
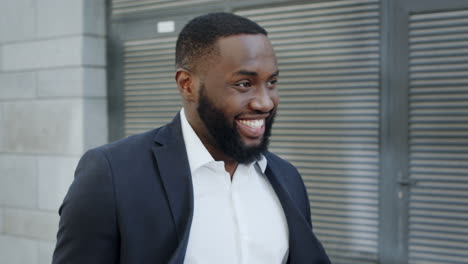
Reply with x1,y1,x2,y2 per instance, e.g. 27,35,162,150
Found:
180,108,214,173
256,154,267,173
180,108,268,174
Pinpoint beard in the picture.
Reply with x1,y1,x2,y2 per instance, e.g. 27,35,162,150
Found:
197,85,276,164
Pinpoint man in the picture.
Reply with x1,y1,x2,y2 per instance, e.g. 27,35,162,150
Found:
53,13,330,264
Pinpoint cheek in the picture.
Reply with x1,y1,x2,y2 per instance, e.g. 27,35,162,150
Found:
221,92,249,110
273,93,279,104
225,100,246,117
270,91,279,107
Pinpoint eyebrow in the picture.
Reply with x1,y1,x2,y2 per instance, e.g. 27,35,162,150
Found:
270,70,280,78
233,70,280,78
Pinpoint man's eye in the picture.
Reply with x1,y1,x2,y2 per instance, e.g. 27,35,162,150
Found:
235,81,252,88
267,79,278,86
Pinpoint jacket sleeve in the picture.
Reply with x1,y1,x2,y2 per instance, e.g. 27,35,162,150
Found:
52,148,119,263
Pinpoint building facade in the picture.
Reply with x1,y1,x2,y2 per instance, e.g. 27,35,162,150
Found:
0,0,467,263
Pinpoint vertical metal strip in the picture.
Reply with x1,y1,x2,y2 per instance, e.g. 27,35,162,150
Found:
379,0,411,262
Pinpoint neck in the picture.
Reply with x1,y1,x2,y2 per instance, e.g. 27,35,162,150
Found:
224,161,238,179
204,143,238,178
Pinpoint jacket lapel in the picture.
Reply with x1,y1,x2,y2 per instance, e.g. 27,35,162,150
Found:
152,113,193,264
264,155,331,264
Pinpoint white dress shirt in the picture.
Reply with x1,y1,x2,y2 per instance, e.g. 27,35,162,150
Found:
181,109,289,264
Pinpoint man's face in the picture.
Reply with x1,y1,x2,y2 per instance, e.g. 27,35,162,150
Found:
194,34,279,163
197,83,276,163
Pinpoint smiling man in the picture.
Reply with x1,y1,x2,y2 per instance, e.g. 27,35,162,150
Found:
53,13,330,264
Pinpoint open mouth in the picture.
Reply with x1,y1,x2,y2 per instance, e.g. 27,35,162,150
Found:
236,118,265,139
239,119,264,128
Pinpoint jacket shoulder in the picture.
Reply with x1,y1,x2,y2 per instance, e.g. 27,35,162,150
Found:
98,127,162,154
264,151,298,173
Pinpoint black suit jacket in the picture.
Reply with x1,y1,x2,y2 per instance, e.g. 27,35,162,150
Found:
53,113,330,263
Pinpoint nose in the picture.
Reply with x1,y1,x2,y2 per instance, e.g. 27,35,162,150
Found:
249,86,276,113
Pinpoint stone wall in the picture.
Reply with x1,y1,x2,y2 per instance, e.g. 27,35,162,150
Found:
0,0,107,263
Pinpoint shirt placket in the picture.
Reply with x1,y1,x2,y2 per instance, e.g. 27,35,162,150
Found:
231,164,251,264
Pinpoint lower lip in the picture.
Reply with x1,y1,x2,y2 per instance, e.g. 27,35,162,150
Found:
236,120,265,138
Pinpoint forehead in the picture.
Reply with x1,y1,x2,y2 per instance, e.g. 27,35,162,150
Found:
212,34,277,74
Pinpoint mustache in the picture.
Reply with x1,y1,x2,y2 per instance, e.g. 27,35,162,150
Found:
235,109,277,119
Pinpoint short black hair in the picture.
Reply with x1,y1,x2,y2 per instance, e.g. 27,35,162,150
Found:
175,12,267,71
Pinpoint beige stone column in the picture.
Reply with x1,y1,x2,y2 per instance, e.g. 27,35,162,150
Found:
0,1,107,263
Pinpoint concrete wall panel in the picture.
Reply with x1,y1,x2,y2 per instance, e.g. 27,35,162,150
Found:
84,0,106,37
83,36,106,67
84,98,108,150
0,235,38,264
0,103,4,150
84,68,107,97
37,0,84,38
38,156,78,211
37,0,106,38
0,207,3,233
0,72,36,100
37,67,106,97
39,241,55,264
0,44,3,71
38,68,84,97
0,155,37,208
2,37,83,71
3,208,59,241
2,100,83,154
0,0,36,44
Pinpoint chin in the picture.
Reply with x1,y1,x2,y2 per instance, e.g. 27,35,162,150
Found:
242,138,263,147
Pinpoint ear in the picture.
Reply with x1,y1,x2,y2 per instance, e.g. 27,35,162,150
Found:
175,68,198,102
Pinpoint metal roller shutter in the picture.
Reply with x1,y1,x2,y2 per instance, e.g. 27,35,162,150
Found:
237,1,381,263
111,0,220,16
408,9,468,264
123,37,181,136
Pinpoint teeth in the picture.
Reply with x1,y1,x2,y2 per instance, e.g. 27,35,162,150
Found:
239,119,264,128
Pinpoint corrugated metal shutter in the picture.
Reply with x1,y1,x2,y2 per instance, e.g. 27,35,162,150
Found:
111,0,220,16
123,37,181,136
408,9,468,264
237,1,381,263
